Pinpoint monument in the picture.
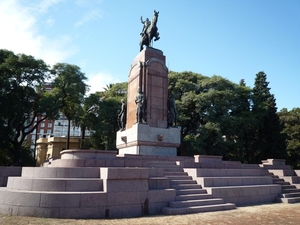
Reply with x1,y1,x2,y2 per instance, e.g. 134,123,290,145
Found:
0,11,295,220
116,11,180,156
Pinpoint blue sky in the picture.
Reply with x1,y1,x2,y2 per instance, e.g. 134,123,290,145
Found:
1,0,299,111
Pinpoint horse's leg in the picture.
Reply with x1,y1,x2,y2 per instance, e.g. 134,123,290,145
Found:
140,36,145,51
147,33,152,47
154,32,160,41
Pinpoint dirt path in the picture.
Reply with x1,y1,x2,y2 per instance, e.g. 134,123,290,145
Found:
1,203,300,225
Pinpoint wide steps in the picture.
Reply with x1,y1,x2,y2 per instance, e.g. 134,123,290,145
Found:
21,167,100,178
184,168,266,177
169,198,224,208
176,188,207,195
171,184,201,190
170,180,196,185
6,177,103,192
164,172,188,176
277,197,300,203
280,192,300,198
282,188,300,193
281,184,297,190
0,188,107,208
196,176,273,187
162,203,236,215
167,176,192,181
274,181,290,185
175,193,214,201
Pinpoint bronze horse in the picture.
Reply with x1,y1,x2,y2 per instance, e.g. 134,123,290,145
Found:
139,10,160,51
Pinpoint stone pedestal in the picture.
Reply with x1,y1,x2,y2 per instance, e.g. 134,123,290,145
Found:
117,123,180,156
116,47,180,156
126,47,168,129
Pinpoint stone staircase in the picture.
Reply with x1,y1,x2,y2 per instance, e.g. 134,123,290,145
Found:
184,167,281,206
261,159,300,204
147,161,236,215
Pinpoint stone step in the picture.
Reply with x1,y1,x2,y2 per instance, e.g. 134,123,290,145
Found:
162,203,236,215
262,165,292,170
21,167,100,178
268,169,295,176
176,188,207,195
196,176,273,187
164,172,188,176
148,164,181,169
163,168,184,172
170,184,202,190
273,180,290,185
169,198,224,208
170,180,197,185
282,188,300,194
281,184,297,189
6,177,103,192
281,176,300,184
166,176,192,180
184,168,266,177
272,177,285,182
243,164,260,169
175,193,212,201
277,197,300,203
147,162,176,165
0,188,107,208
280,192,300,198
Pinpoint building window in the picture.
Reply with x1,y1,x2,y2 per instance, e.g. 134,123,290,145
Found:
47,129,52,134
48,123,52,128
40,130,44,134
41,123,45,127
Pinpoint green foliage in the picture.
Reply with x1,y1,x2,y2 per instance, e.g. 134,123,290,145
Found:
168,71,287,163
0,141,35,166
251,71,287,163
82,82,127,150
168,71,253,160
0,49,58,165
278,108,300,168
52,63,89,149
52,63,88,119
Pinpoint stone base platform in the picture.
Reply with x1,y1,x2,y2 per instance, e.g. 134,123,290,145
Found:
116,123,180,156
1,154,299,218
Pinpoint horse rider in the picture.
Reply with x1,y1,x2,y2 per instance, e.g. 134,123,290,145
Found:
140,16,151,37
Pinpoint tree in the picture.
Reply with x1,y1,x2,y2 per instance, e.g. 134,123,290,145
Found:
52,63,89,150
72,93,101,148
278,108,300,168
0,50,56,165
229,79,254,162
83,82,127,150
251,71,286,163
168,71,251,159
0,49,58,165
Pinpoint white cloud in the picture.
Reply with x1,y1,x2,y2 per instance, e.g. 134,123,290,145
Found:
75,9,103,27
36,0,64,14
0,0,74,65
86,72,120,95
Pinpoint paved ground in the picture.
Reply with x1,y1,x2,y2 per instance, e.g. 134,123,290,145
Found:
1,203,300,225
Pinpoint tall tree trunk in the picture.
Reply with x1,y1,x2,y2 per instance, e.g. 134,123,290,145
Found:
80,126,86,148
66,119,71,149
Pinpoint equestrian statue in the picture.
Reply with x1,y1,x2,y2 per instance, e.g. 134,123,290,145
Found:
139,10,160,52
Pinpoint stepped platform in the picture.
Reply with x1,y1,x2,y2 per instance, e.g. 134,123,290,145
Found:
0,152,299,218
260,159,300,204
184,168,281,206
